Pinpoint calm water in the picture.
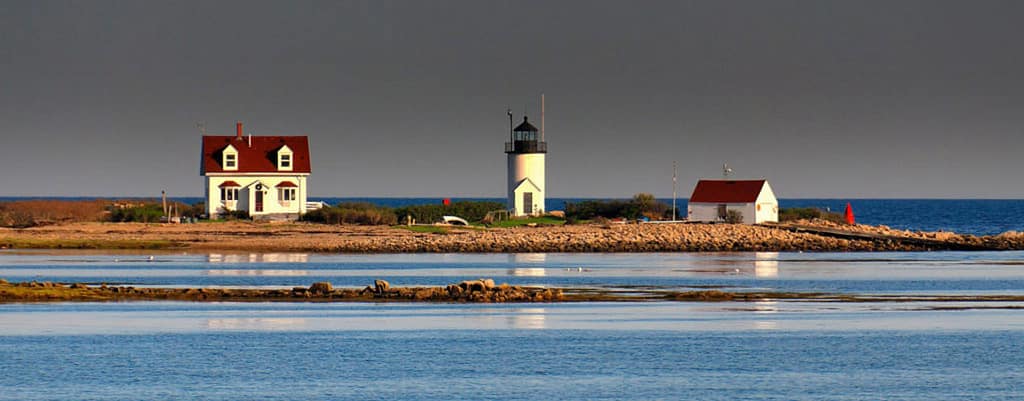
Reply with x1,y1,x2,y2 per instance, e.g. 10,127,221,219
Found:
5,197,1024,235
5,251,1024,294
2,251,1024,400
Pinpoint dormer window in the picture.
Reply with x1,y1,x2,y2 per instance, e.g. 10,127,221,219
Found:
222,145,238,171
277,145,293,171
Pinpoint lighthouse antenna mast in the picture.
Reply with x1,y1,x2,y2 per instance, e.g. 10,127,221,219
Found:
507,108,513,143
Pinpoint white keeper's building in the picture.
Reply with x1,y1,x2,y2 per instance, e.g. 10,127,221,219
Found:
200,121,312,220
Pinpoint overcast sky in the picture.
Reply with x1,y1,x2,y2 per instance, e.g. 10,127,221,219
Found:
2,0,1023,198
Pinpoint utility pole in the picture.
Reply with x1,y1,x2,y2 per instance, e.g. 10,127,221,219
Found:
672,161,677,221
161,190,167,219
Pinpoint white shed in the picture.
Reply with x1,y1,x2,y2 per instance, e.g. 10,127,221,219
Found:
687,179,778,224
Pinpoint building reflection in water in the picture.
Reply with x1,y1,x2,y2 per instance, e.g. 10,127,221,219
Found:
507,308,547,330
752,320,779,330
205,269,308,276
508,253,548,277
754,252,779,278
207,253,310,264
205,318,307,330
206,254,310,276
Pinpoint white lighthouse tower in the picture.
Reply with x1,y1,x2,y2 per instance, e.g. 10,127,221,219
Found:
505,103,547,216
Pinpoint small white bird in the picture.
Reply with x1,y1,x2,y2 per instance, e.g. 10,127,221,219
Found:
147,256,155,262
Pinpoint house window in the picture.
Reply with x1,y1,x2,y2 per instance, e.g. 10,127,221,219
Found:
224,153,237,169
220,188,239,201
280,154,291,168
278,188,296,205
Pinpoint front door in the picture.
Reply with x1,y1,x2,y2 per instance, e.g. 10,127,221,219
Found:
255,191,264,212
523,192,533,215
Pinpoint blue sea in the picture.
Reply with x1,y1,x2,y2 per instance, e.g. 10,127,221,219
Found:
2,251,1024,400
4,197,1024,236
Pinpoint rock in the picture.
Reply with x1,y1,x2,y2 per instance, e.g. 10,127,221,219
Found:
374,279,390,294
459,279,496,293
0,278,7,285
308,282,333,294
70,283,88,289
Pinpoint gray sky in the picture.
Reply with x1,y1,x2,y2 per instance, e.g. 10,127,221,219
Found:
2,0,1023,198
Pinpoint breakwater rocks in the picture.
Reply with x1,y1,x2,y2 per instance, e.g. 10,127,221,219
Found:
5,220,1024,252
300,223,940,252
0,279,563,304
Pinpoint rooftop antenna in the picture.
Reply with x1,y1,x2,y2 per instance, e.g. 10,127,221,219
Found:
723,163,733,178
541,93,545,142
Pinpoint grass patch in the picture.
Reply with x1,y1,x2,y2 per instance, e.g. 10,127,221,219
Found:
393,225,451,234
0,238,179,250
488,216,566,228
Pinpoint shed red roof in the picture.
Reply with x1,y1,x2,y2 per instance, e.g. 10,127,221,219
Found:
275,181,298,188
689,180,767,203
201,135,311,174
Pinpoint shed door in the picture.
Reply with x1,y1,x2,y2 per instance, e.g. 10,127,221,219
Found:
523,192,533,214
717,204,727,219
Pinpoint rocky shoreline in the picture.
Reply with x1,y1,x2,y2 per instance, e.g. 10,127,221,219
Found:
3,220,1023,252
0,279,565,303
5,279,1024,306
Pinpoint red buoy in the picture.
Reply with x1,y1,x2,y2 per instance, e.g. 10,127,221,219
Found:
844,203,855,225
442,198,451,206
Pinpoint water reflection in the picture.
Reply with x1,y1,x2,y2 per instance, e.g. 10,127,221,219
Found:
205,270,309,276
510,253,547,264
754,252,779,278
205,318,308,330
752,320,779,330
207,253,310,263
752,300,778,314
509,268,546,277
508,253,549,277
508,308,547,330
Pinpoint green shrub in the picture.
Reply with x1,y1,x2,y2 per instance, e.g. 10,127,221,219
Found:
301,202,397,225
393,201,505,224
110,204,164,223
565,193,672,221
220,210,251,221
725,210,744,224
779,207,844,224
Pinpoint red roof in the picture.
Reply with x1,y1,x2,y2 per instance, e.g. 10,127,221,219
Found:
201,135,311,174
218,181,241,188
275,181,298,188
689,180,767,203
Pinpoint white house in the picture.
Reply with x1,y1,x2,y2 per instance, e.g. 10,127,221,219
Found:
200,121,312,220
506,115,546,216
687,179,778,224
